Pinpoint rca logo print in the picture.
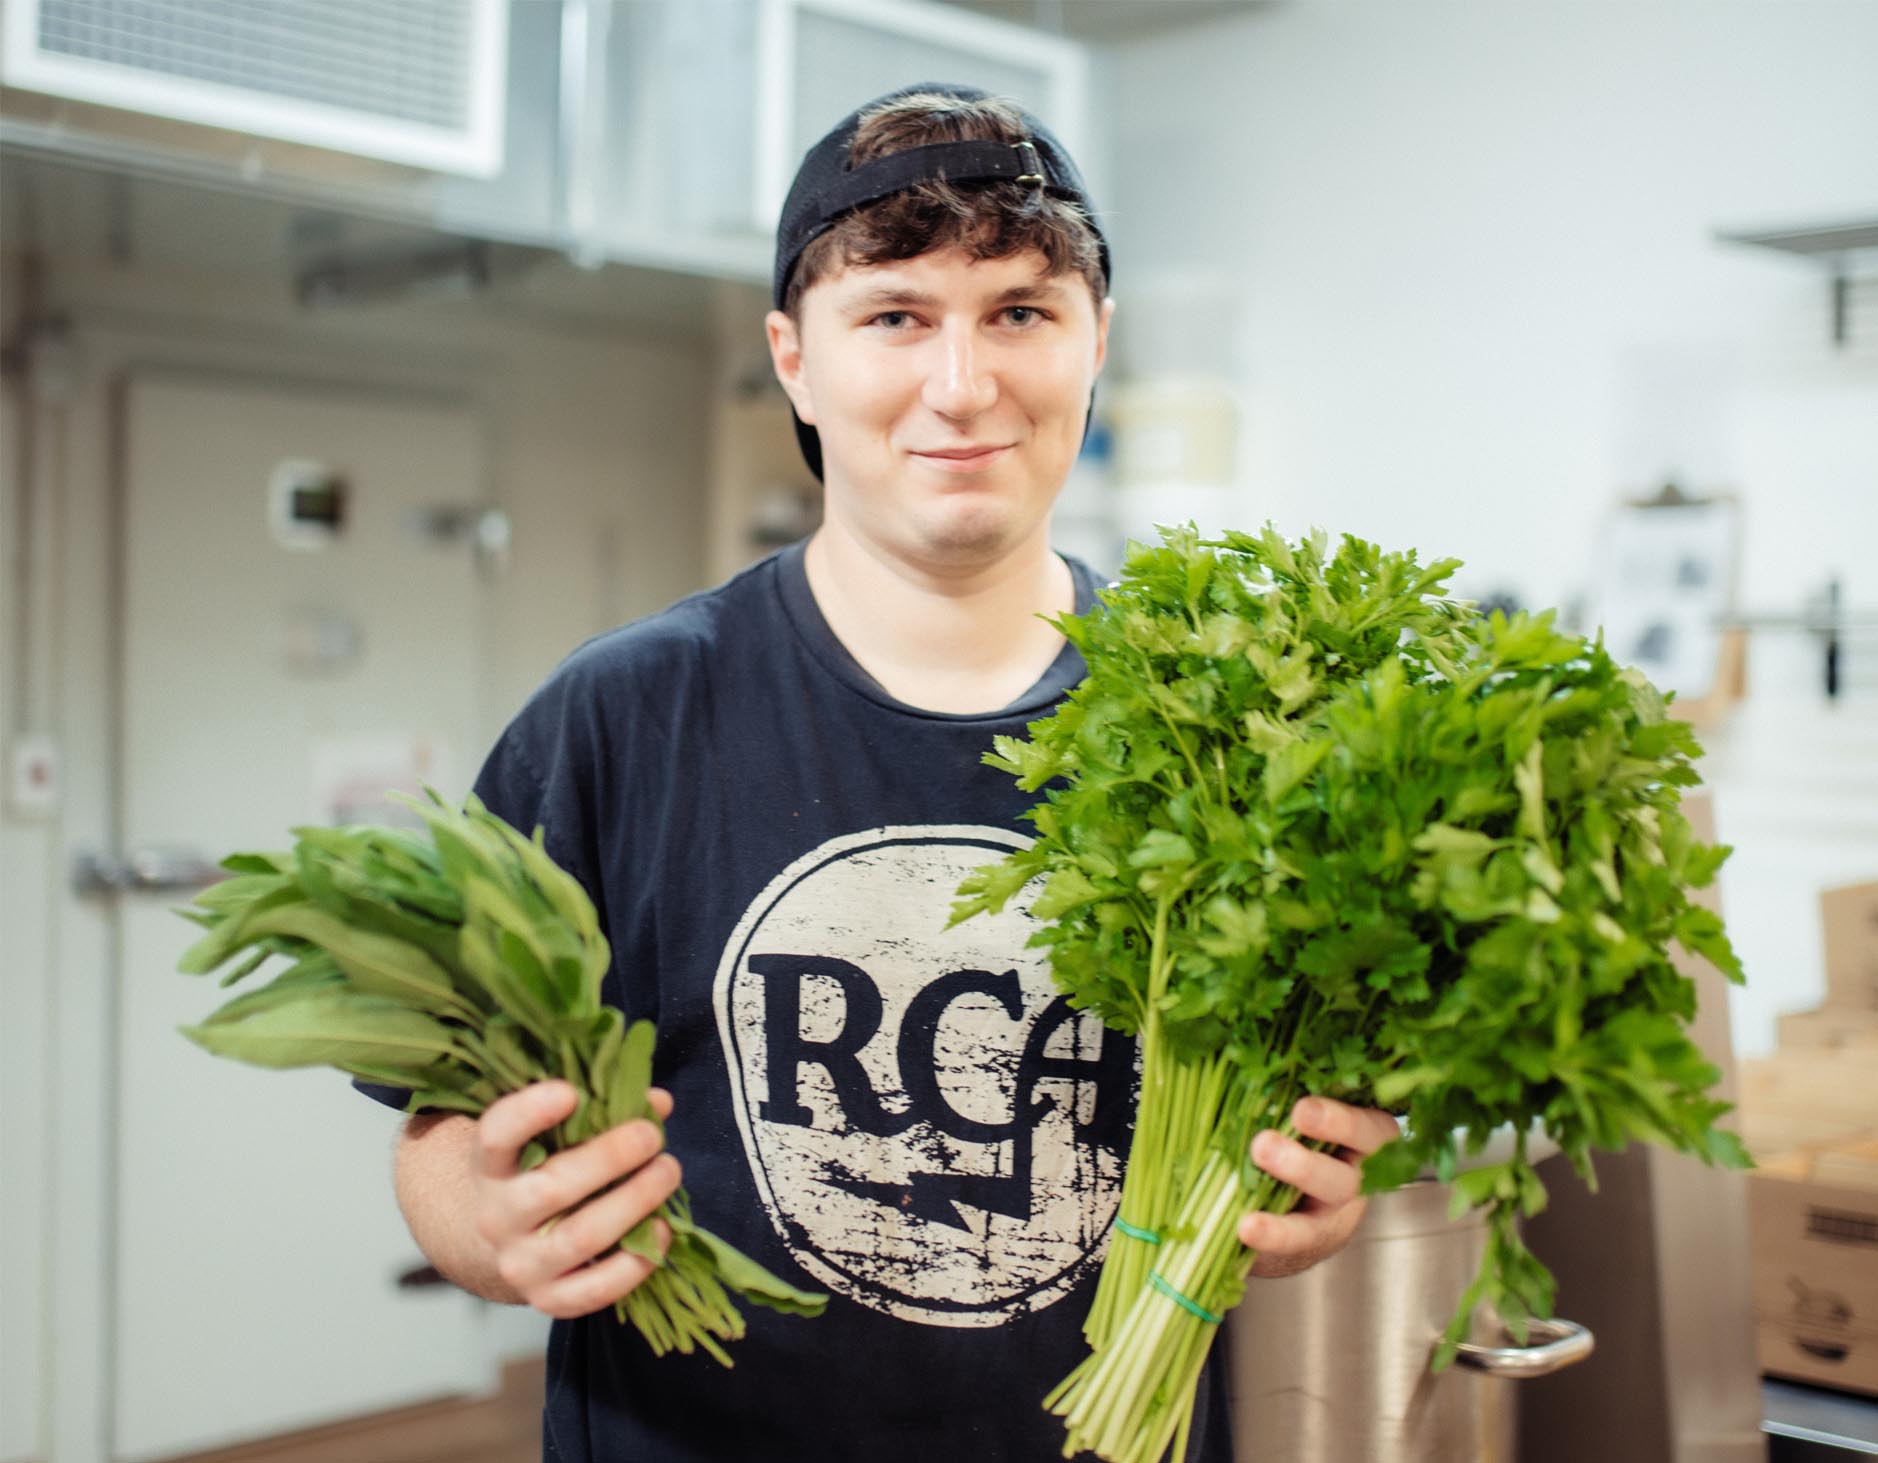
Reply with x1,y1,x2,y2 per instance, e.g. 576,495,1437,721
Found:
713,827,1132,1326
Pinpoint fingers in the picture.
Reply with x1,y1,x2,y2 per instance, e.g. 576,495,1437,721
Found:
476,1081,580,1182
1289,1096,1402,1157
530,1222,671,1321
1248,1128,1359,1210
1238,1206,1319,1260
1239,1204,1358,1278
476,1083,675,1185
1238,1097,1398,1280
509,1118,669,1232
541,1172,680,1278
470,1080,688,1320
534,1154,682,1276
506,1153,684,1301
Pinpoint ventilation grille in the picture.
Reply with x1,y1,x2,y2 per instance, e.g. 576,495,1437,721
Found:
4,0,507,175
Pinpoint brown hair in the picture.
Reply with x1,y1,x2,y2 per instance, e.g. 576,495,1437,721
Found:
781,90,1108,327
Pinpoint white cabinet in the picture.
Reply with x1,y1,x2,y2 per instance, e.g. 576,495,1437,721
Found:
585,0,1091,281
758,0,1089,231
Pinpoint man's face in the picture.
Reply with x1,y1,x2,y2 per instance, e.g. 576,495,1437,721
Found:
767,244,1114,570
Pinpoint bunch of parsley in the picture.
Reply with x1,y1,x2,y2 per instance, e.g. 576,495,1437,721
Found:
950,525,1748,1463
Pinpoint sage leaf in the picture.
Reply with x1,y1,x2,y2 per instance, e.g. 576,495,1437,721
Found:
176,886,311,975
672,1217,828,1318
176,789,829,1365
608,1019,656,1132
199,954,347,1026
181,993,459,1071
237,905,465,1015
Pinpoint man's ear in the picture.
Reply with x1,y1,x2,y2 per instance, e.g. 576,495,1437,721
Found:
764,309,816,426
1093,296,1116,377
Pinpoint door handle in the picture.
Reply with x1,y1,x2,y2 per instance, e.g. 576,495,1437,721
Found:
73,848,226,897
396,1261,449,1290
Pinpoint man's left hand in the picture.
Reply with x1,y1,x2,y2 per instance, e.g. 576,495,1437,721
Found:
1238,1096,1401,1279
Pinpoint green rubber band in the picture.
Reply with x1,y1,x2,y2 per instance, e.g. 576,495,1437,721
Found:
1149,1271,1223,1326
1113,1217,1162,1245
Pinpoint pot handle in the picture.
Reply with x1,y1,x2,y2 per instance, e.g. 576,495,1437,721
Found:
1450,1318,1594,1379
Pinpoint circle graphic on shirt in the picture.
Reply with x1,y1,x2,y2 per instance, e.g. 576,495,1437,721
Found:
713,826,1134,1327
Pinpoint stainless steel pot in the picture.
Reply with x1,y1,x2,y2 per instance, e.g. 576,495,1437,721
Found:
1227,1178,1593,1463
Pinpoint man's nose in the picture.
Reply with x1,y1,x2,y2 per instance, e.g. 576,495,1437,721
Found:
920,321,999,420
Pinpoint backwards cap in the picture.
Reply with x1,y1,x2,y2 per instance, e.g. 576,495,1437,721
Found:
772,81,1112,482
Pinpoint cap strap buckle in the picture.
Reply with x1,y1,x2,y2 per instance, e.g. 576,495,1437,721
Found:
1012,139,1045,187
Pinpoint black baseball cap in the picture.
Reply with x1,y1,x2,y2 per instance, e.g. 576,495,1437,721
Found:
771,81,1112,483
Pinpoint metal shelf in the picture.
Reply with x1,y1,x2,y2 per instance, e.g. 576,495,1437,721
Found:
1715,217,1878,348
1765,1378,1878,1460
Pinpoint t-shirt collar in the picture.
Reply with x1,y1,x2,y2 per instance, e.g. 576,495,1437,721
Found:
770,535,1098,722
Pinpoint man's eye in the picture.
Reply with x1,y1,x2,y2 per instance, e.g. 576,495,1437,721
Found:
1005,306,1048,327
869,311,915,330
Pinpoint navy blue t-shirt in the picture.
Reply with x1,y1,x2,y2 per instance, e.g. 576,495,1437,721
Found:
360,536,1232,1462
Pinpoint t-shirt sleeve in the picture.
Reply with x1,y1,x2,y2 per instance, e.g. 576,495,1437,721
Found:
350,669,606,1115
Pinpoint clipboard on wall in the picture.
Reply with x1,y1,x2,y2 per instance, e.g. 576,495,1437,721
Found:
1585,482,1742,707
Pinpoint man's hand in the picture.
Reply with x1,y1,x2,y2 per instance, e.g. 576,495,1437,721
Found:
1238,1096,1400,1279
472,1080,684,1319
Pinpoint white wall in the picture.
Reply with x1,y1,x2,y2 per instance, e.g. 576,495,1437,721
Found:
1109,0,1878,1056
0,246,715,1463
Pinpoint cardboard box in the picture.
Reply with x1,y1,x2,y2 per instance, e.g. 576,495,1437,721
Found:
1744,1114,1877,1167
1749,1165,1878,1396
1823,880,1878,1011
1814,1137,1878,1193
1776,1004,1878,1052
1737,1051,1878,1164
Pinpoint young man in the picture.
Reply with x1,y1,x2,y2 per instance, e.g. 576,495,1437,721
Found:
375,84,1397,1462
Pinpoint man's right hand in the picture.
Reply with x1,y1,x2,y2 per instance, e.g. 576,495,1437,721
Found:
470,1081,683,1320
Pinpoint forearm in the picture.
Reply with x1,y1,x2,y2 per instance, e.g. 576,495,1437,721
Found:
393,1112,525,1305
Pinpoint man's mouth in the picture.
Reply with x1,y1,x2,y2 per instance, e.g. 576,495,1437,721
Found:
911,445,1013,472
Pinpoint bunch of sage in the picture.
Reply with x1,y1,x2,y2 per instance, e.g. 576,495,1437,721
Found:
950,525,1749,1463
176,789,825,1364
